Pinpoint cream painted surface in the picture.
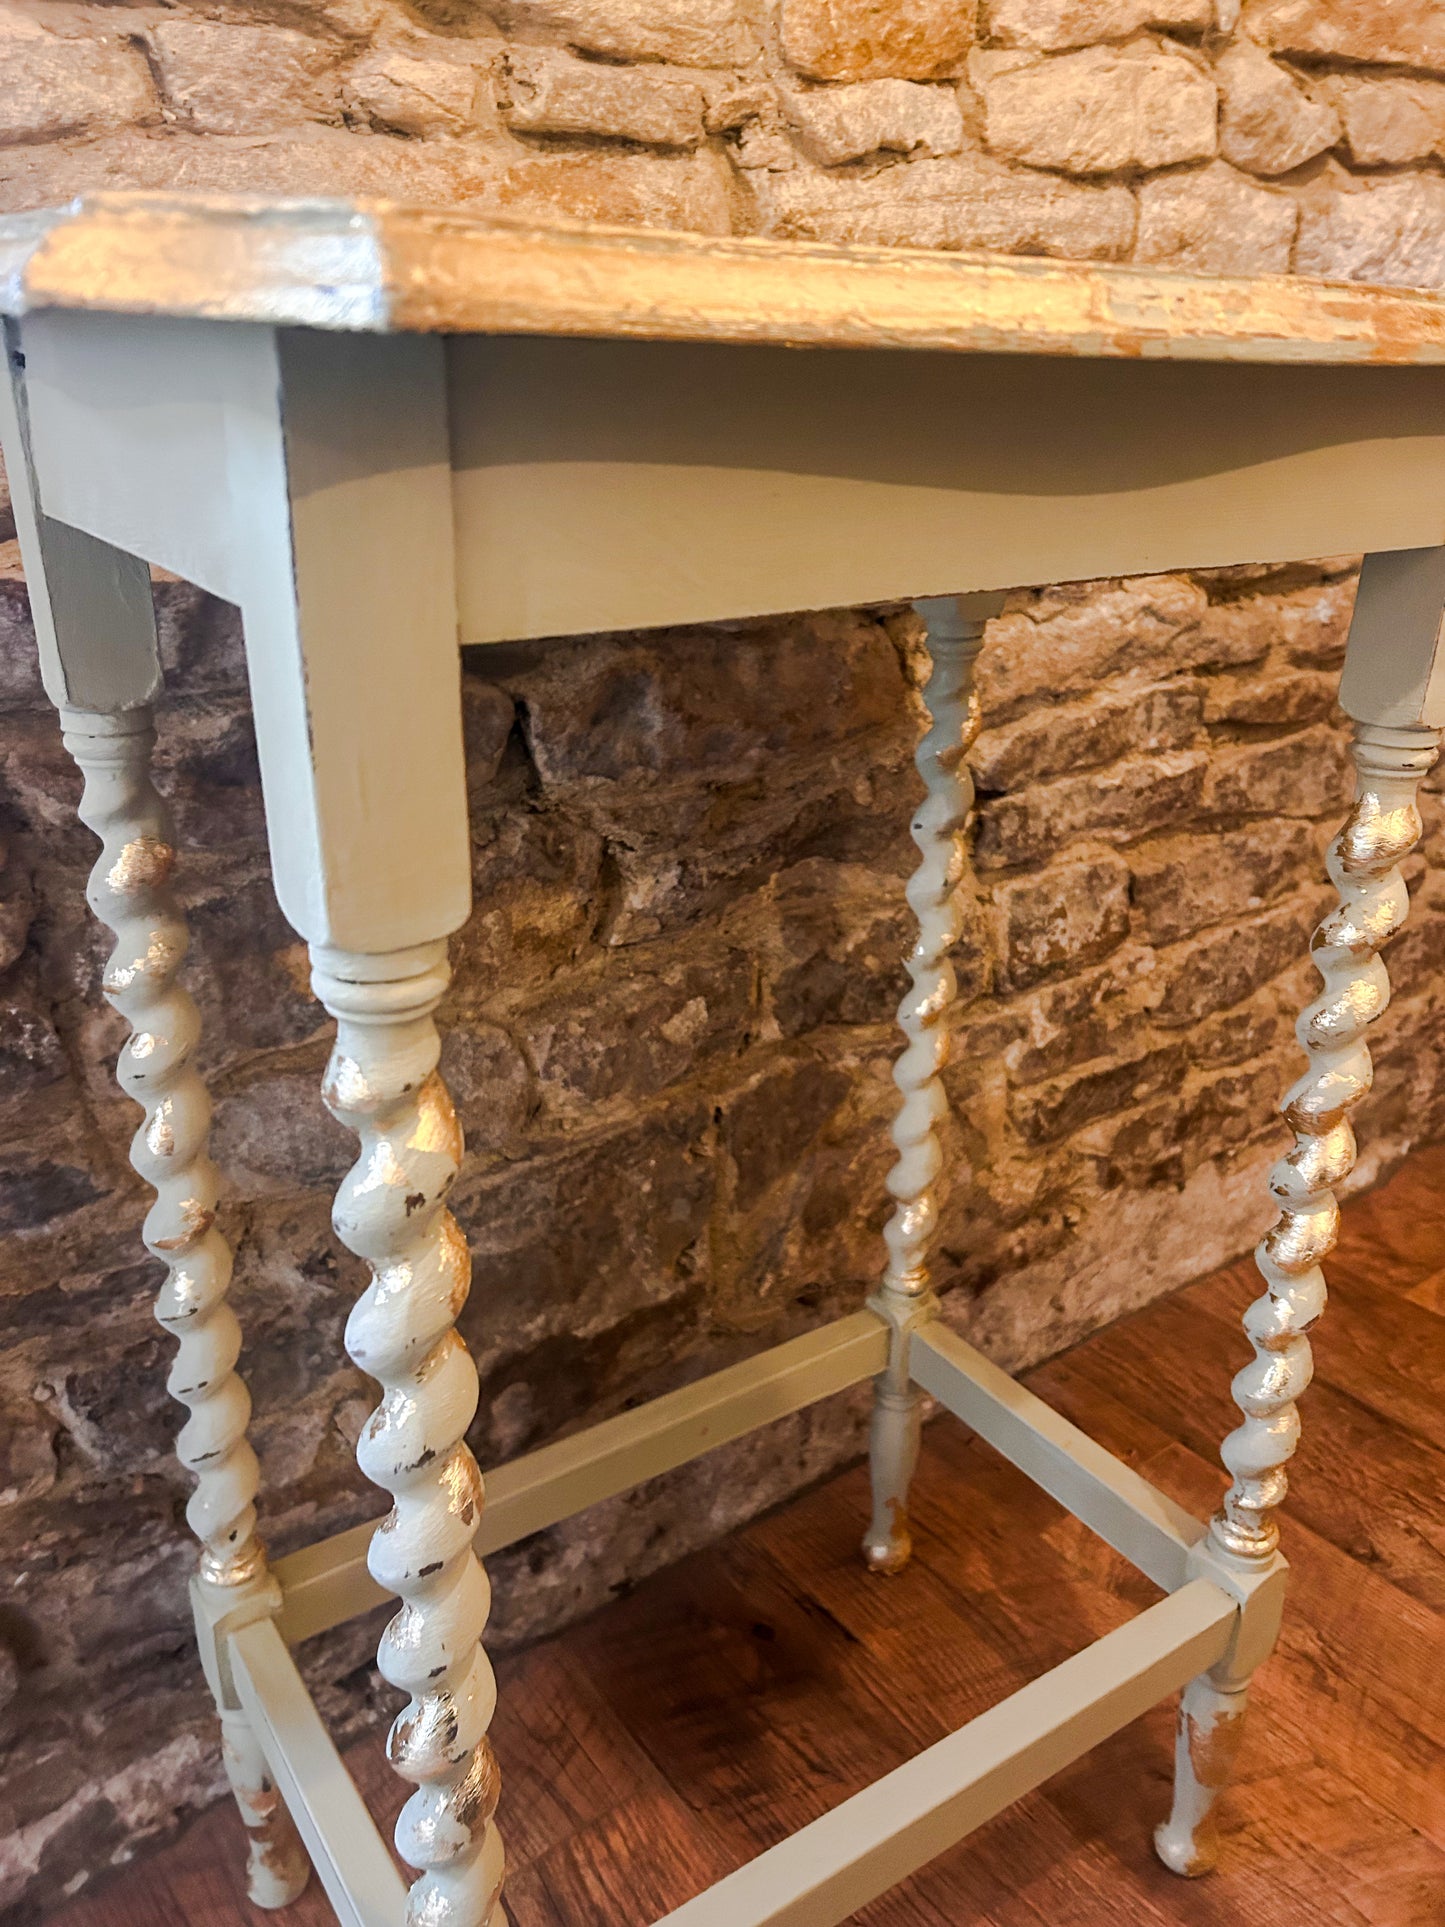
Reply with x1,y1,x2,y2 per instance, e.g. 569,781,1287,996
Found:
21,310,265,602
448,337,1445,642
22,311,472,953
0,317,159,712
1342,547,1445,728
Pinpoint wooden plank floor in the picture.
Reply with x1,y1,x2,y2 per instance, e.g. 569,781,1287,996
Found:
50,1143,1445,1927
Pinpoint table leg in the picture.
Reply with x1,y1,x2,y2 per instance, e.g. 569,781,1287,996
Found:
310,943,505,1927
864,594,1002,1575
63,707,309,1907
214,325,499,1921
1158,550,1445,1876
3,324,309,1907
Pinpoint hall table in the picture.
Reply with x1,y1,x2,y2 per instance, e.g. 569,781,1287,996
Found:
5,193,1445,1927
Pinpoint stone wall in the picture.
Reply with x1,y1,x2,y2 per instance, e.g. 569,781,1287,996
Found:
6,0,1445,280
6,0,1445,1917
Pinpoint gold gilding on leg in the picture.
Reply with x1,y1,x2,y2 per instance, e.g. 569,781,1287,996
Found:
1158,720,1441,1884
63,706,308,1907
864,600,987,1577
1210,722,1440,1566
312,943,504,1927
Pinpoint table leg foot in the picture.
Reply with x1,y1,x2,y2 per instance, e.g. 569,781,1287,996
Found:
221,1708,311,1907
1154,1672,1251,1878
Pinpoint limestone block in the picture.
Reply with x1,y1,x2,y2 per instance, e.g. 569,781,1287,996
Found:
972,681,1203,793
211,1069,355,1195
1203,668,1336,725
970,41,1217,174
704,79,784,135
987,946,1145,1086
782,78,964,163
491,149,733,234
975,578,1210,722
984,0,1211,51
996,852,1133,989
0,836,32,973
1154,897,1320,1027
437,1024,535,1158
1216,38,1339,175
1135,161,1297,275
1296,169,1445,291
1188,579,1354,677
146,19,342,135
0,1389,57,1509
732,123,802,170
453,1106,715,1359
1244,0,1445,77
501,46,706,146
762,860,917,1038
780,0,977,83
1012,1039,1191,1143
1328,74,1445,166
0,552,43,708
745,151,1135,256
345,45,482,134
973,749,1209,868
0,994,67,1101
1202,722,1352,818
0,125,471,213
0,20,156,146
1130,821,1317,946
501,0,759,68
1273,579,1356,668
516,942,755,1113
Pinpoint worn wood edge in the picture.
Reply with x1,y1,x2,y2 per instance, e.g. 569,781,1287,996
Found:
5,192,1445,363
229,1619,407,1927
272,1310,889,1646
0,195,389,331
649,1579,1238,1927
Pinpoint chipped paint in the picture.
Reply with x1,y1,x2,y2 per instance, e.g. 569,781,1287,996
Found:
1156,1675,1253,1878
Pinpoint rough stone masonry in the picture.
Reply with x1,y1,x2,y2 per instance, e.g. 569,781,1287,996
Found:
5,0,1445,1916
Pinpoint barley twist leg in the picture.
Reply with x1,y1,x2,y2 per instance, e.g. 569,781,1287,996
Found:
864,599,988,1575
312,941,505,1927
64,706,308,1908
1156,719,1441,1877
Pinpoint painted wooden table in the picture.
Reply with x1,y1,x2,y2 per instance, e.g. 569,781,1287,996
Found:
5,193,1445,1927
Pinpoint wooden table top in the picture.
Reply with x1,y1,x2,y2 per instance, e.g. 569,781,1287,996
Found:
5,190,1445,366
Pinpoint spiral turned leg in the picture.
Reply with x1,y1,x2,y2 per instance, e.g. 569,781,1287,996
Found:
63,707,308,1908
1156,718,1442,1878
312,942,505,1927
863,599,988,1576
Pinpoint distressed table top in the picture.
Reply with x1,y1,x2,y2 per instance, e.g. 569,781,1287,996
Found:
4,190,1445,364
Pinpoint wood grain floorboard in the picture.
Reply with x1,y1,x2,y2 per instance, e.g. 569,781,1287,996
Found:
46,1145,1445,1926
